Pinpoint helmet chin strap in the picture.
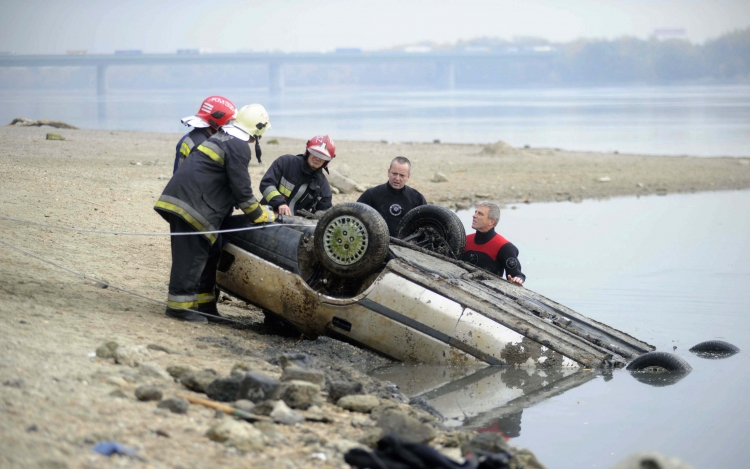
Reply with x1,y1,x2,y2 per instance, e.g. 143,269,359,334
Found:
254,137,262,164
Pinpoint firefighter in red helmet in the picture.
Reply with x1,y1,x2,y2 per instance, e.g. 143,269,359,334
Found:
173,96,237,173
259,135,335,216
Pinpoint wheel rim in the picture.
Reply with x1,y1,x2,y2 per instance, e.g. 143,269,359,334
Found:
322,215,369,266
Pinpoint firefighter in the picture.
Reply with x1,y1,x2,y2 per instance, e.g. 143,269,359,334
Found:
174,96,237,173
155,104,273,323
259,135,335,216
460,202,526,287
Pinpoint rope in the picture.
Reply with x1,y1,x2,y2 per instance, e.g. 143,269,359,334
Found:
0,237,247,325
0,214,309,237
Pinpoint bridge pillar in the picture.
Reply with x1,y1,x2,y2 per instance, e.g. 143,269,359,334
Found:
96,64,108,121
269,62,284,95
436,60,456,89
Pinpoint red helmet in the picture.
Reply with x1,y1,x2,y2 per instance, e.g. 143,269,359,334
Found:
181,96,237,130
306,135,336,161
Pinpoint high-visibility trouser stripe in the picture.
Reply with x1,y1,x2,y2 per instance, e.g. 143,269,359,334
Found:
263,189,282,203
197,292,216,304
154,196,218,244
279,177,294,197
239,197,263,220
168,293,198,310
197,142,225,166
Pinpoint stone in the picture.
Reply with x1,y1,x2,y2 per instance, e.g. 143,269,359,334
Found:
281,365,325,387
147,344,173,354
157,397,189,414
337,394,380,413
327,380,363,402
431,172,449,183
95,341,119,359
166,365,193,379
327,169,360,194
358,428,384,448
109,389,129,399
270,400,304,425
206,375,243,402
106,376,128,387
326,438,367,455
3,378,24,388
375,408,436,444
481,140,515,155
234,400,256,413
597,176,611,182
205,418,265,452
278,380,323,410
251,400,277,416
302,406,331,423
114,345,151,367
351,415,375,428
134,385,162,401
138,362,171,380
330,186,340,195
278,352,315,369
237,371,281,402
180,369,218,393
461,432,510,456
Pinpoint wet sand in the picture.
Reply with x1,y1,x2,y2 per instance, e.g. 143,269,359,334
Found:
1,125,746,468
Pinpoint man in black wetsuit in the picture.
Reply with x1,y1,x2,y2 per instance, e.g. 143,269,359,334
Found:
460,202,526,287
357,156,426,236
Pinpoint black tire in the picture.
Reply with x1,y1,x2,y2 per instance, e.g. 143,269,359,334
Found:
689,340,740,354
313,202,390,278
626,351,692,373
397,204,466,258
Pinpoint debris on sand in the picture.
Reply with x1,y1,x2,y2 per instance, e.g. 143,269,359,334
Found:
481,140,516,155
46,133,65,141
9,117,78,129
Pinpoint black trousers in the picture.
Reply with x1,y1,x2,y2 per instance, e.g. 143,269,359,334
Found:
167,216,222,311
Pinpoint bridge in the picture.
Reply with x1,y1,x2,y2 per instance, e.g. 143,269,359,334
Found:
0,50,557,96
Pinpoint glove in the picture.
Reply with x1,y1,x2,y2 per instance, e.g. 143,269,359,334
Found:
251,205,275,224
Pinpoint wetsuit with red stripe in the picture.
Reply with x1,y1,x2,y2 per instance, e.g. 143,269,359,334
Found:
460,228,526,282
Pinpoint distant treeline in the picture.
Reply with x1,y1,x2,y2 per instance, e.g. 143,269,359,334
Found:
1,28,748,90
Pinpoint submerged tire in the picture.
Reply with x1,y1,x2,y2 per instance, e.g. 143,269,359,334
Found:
314,202,390,278
397,204,466,258
689,340,740,354
626,351,692,373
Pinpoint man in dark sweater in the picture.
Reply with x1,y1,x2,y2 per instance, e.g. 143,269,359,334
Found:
357,156,426,236
460,202,526,287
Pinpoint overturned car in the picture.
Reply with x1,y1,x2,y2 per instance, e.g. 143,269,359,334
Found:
216,203,656,369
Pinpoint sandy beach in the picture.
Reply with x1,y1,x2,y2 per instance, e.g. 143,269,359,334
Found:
1,125,748,468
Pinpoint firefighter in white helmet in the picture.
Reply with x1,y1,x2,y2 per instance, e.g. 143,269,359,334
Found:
154,104,273,323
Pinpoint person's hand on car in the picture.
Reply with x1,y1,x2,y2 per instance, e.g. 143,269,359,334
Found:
277,204,292,216
507,275,524,287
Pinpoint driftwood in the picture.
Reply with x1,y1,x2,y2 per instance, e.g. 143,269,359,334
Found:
8,118,78,129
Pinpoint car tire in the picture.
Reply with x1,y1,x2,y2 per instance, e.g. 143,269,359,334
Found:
314,202,390,278
689,340,739,354
626,351,692,373
397,204,466,257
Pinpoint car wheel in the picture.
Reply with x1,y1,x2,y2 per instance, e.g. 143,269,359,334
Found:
626,351,692,373
689,340,739,359
314,202,390,278
397,204,466,258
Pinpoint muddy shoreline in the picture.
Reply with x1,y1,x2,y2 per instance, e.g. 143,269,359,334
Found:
0,126,742,468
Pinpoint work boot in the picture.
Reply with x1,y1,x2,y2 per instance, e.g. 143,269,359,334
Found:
198,302,231,324
165,308,208,323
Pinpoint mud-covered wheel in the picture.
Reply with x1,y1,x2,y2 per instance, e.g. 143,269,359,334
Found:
689,340,740,359
397,204,466,258
626,351,692,373
314,202,389,278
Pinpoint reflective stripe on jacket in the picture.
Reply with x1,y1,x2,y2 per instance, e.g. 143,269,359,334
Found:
173,128,211,174
259,154,333,215
156,130,263,243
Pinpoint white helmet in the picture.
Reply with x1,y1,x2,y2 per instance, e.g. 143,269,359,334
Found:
223,104,271,142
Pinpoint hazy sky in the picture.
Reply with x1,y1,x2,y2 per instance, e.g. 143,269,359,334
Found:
1,0,748,54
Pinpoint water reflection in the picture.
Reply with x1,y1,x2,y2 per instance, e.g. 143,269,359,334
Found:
371,364,597,435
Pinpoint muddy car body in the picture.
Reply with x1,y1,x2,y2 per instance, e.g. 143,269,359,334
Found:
216,203,654,369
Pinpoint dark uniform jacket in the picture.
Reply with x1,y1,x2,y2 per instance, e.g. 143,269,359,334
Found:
460,228,526,281
357,182,427,236
155,130,264,245
260,154,333,215
173,127,212,174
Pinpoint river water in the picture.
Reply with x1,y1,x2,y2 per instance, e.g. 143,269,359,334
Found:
372,190,750,468
2,84,749,157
